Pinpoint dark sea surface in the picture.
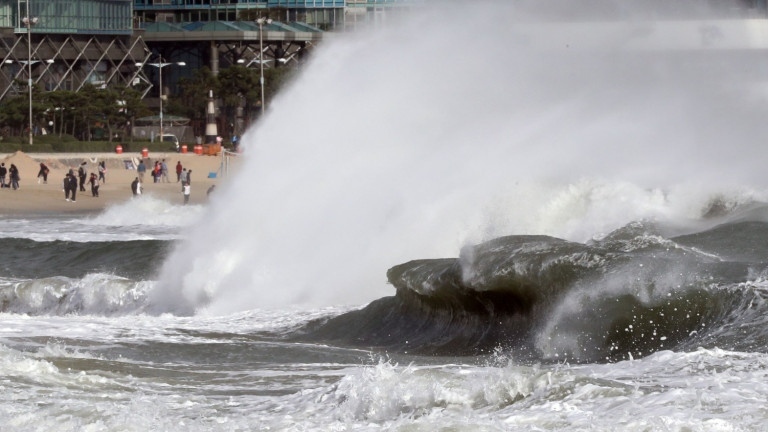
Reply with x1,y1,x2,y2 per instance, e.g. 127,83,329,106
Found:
1,200,768,430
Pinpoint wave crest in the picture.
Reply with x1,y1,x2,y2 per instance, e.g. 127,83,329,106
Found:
297,218,768,362
0,274,151,316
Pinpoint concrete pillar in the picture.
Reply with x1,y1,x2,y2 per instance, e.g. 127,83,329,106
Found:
210,40,219,76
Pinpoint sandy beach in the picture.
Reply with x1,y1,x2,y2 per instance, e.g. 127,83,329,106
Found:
0,150,236,215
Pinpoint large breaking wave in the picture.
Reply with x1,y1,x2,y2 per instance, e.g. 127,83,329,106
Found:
298,204,768,363
3,205,768,363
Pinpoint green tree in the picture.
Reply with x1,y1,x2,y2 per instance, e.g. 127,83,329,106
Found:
116,87,151,144
176,66,217,125
217,65,260,135
65,91,88,139
0,92,27,133
71,84,126,141
43,90,80,138
0,80,50,140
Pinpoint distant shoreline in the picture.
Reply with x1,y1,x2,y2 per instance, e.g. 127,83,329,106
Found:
1,151,232,216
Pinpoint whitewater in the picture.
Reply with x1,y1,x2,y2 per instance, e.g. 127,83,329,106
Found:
3,2,768,430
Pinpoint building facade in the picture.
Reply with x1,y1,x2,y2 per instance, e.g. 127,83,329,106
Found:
0,0,148,101
133,0,417,31
134,0,345,30
2,0,768,137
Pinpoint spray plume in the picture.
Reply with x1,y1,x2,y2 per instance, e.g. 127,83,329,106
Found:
152,1,768,315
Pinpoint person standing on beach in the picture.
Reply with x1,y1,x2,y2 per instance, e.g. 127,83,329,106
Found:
64,172,77,202
0,163,6,188
183,182,191,205
161,159,169,183
89,173,99,197
175,161,182,182
78,162,87,192
153,161,161,183
63,174,70,201
9,164,20,190
180,168,188,191
137,160,146,183
37,162,49,184
98,161,106,183
64,173,74,201
131,177,140,196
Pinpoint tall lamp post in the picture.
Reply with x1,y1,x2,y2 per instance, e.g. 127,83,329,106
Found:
256,17,272,115
22,3,38,146
136,57,185,142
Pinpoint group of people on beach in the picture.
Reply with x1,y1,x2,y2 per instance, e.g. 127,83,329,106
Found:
132,159,193,204
3,155,214,205
136,159,173,184
62,161,106,202
0,162,20,190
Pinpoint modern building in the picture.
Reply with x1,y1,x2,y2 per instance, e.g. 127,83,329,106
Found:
133,0,418,30
134,0,344,31
0,0,148,101
1,0,768,138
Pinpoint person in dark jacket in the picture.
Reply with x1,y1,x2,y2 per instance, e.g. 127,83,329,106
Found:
89,173,99,197
0,163,6,188
9,164,20,190
37,162,49,184
131,177,141,196
78,162,87,192
64,173,77,202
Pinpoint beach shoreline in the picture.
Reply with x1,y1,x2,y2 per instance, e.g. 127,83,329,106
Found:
0,151,233,215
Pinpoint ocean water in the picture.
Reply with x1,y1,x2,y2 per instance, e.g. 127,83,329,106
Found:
4,2,768,430
3,196,768,431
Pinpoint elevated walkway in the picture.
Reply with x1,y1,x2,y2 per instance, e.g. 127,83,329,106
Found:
141,20,324,43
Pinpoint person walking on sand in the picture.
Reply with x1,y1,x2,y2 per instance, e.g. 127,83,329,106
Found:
180,168,188,191
131,177,142,196
78,162,87,192
175,161,182,182
37,162,49,184
70,173,77,202
98,161,106,183
0,163,6,188
89,173,99,197
63,174,70,201
137,160,146,183
64,172,77,202
161,159,169,183
9,164,20,190
183,182,191,205
63,173,74,201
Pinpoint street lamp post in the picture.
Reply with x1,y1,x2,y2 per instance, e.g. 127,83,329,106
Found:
256,17,272,115
22,2,38,146
136,57,185,143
